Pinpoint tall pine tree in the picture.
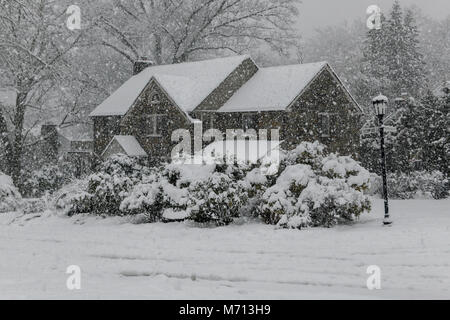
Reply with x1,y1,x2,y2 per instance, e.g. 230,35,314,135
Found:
362,1,427,99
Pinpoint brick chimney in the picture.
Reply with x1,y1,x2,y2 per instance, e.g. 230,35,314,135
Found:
133,57,153,75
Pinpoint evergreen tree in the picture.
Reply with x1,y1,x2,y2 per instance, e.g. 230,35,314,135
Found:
418,92,449,176
362,1,427,99
392,98,422,173
403,9,427,95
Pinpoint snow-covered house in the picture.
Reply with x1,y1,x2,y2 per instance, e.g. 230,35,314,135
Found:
31,123,94,177
90,55,362,161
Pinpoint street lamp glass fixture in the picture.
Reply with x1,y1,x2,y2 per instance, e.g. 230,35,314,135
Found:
372,94,388,116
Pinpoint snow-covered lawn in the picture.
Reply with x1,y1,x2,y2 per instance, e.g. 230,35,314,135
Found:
0,199,449,300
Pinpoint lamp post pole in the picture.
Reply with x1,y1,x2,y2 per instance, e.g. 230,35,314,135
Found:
373,94,392,226
378,114,391,225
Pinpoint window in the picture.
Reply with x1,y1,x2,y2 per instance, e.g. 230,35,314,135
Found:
150,93,161,104
319,113,331,138
201,113,215,129
242,114,257,130
143,114,166,137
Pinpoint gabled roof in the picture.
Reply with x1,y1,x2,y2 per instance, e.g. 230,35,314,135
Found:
90,55,251,117
102,135,147,157
218,62,328,113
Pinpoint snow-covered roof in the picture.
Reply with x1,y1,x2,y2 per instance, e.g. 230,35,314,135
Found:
90,55,251,117
218,62,327,113
103,135,147,157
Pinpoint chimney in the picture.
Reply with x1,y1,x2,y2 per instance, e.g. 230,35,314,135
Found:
133,57,153,75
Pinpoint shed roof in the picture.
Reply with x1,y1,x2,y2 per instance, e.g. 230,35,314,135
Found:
102,135,147,157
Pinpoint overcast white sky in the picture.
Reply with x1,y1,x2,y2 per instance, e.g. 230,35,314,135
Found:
298,0,450,37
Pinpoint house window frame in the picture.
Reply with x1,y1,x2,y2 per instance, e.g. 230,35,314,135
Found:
242,113,257,131
201,112,215,130
144,113,166,137
319,112,335,138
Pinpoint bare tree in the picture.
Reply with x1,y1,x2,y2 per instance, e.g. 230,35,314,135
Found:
0,0,86,186
87,0,301,64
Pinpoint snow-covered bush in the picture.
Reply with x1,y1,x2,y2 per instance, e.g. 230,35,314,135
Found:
188,172,249,226
387,171,449,200
22,198,47,214
53,178,91,215
282,140,326,170
366,171,449,200
66,154,150,216
242,168,269,217
121,182,165,221
365,173,383,197
321,154,371,192
119,163,211,222
120,173,166,222
22,164,70,198
0,172,22,213
63,145,374,229
259,142,372,229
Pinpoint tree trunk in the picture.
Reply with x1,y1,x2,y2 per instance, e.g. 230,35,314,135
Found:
10,92,27,190
0,107,12,174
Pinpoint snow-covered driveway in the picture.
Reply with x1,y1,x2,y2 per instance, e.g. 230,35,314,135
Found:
0,199,449,299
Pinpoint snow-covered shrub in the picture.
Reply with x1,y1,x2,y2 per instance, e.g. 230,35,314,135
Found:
282,141,326,170
163,162,216,187
121,183,164,221
0,172,22,213
52,178,91,215
54,179,87,210
387,171,449,200
242,168,269,217
22,164,70,198
67,154,150,216
120,173,165,222
365,173,383,196
259,164,316,226
119,164,202,222
245,168,268,195
321,154,371,192
280,177,371,228
188,172,249,226
22,198,47,214
259,142,372,229
65,192,93,216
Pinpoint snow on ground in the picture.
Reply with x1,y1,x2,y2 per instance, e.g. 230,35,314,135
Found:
0,199,449,300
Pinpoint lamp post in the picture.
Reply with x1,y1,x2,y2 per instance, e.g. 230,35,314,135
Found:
373,94,392,226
